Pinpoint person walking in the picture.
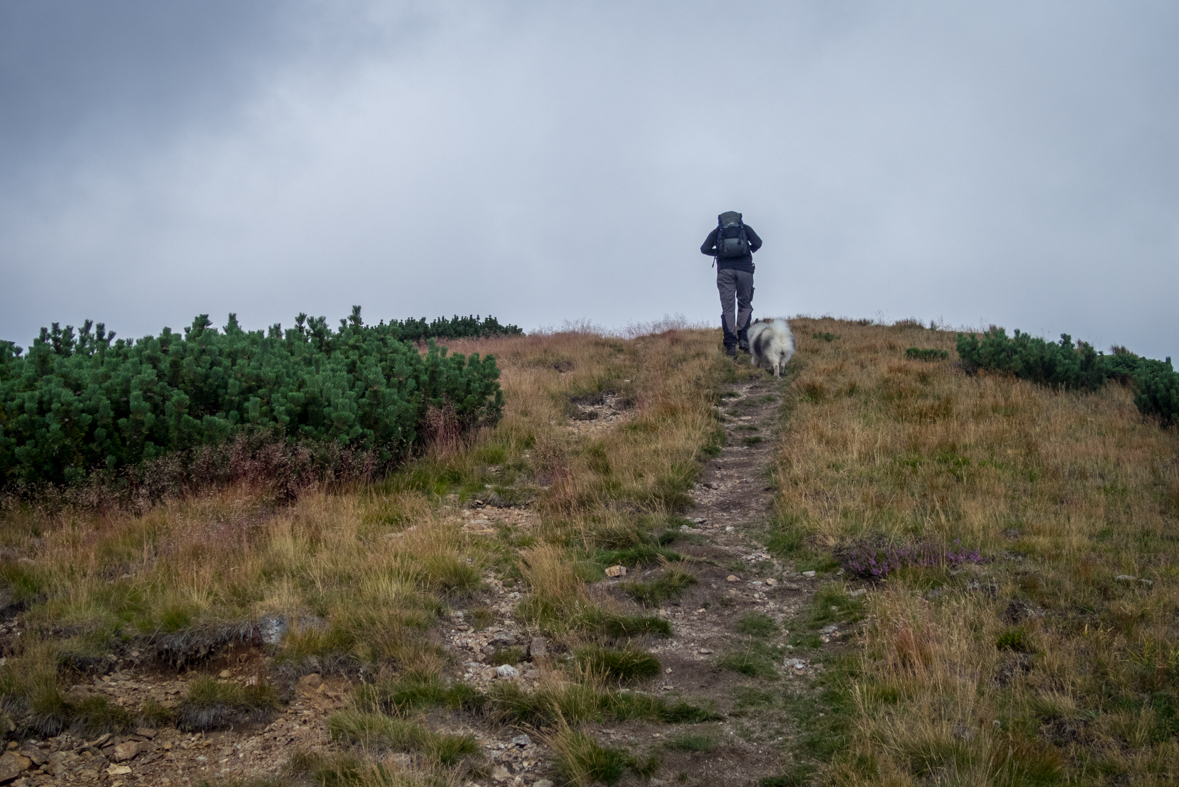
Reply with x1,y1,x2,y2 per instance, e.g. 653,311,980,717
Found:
701,211,762,356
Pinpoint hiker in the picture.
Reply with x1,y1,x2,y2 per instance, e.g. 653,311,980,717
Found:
701,211,762,356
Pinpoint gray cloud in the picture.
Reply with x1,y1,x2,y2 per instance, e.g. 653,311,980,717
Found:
2,1,1177,360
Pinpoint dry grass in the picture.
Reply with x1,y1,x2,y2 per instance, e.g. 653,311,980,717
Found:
775,317,1179,785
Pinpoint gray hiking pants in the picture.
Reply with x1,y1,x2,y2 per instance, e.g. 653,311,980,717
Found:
717,268,754,349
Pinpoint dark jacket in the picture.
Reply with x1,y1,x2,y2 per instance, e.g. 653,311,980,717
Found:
700,224,762,273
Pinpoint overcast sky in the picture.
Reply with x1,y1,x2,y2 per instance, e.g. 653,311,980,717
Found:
2,1,1177,360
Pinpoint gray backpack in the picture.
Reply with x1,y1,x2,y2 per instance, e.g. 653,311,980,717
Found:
716,211,750,258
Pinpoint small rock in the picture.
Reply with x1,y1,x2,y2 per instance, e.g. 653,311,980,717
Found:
802,571,816,578
112,742,140,762
219,670,232,679
534,780,554,787
697,648,713,655
765,578,777,586
605,565,627,578
527,637,548,659
820,625,838,634
848,588,867,598
510,734,532,748
490,632,518,647
135,728,157,739
258,614,288,645
298,673,324,691
107,764,133,776
665,667,672,673
785,658,806,671
492,766,512,782
496,665,519,679
84,733,112,749
1115,575,1137,583
726,575,739,582
0,753,30,782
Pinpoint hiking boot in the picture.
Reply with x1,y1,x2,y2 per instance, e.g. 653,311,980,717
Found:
738,341,750,354
724,346,738,358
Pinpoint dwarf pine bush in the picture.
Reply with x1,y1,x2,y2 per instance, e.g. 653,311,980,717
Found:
0,308,505,489
904,347,948,362
956,328,1105,391
1131,357,1179,426
956,327,1179,425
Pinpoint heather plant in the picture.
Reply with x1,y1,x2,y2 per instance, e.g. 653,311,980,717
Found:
839,538,982,580
0,307,504,490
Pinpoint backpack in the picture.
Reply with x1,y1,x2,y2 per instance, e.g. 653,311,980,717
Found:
716,211,750,258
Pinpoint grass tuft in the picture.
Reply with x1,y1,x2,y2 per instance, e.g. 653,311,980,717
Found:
663,733,718,752
549,727,628,787
177,676,281,732
328,710,479,766
575,645,661,683
352,674,485,716
735,612,779,637
620,569,697,606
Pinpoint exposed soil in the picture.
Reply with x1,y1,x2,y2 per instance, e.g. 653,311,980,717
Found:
2,367,843,787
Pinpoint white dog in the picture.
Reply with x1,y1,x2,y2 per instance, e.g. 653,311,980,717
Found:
747,318,795,378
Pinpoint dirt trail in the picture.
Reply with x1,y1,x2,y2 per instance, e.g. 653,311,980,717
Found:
8,372,825,787
593,374,822,785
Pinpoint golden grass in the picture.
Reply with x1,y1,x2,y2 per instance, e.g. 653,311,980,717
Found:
778,317,1179,785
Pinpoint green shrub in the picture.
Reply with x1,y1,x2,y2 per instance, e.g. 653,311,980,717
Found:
1131,357,1179,426
0,308,506,490
996,626,1034,653
391,314,522,342
904,348,948,362
956,328,1105,391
